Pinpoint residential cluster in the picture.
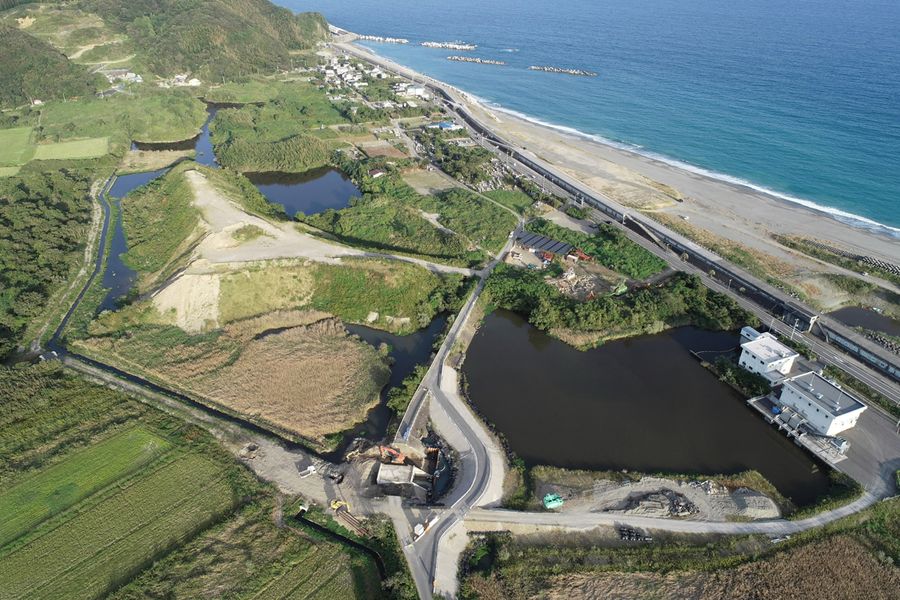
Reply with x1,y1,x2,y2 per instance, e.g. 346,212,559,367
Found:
319,56,386,90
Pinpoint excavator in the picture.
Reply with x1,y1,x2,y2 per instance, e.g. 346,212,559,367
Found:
378,445,407,465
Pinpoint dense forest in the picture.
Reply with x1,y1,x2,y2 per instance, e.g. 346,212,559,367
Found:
484,264,754,340
80,0,328,78
0,168,94,359
0,25,101,108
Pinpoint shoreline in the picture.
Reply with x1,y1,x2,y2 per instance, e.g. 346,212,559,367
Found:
345,40,899,266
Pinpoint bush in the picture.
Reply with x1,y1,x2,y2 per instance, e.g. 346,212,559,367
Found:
712,357,770,397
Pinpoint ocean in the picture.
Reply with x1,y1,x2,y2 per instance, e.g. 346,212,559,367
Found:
280,0,900,235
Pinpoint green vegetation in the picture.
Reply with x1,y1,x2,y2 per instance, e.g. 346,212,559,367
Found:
484,189,534,215
0,166,20,177
526,218,666,279
121,163,200,278
217,133,332,172
204,79,281,104
0,126,34,165
484,265,755,346
0,362,390,598
0,24,102,108
822,273,877,295
824,365,900,420
303,196,484,267
711,357,771,397
79,0,328,79
204,165,286,220
33,136,109,160
36,90,208,146
0,454,236,600
420,188,518,253
309,259,465,332
387,365,428,414
232,223,269,242
111,499,381,599
0,168,95,359
780,335,816,360
421,130,493,183
775,235,900,288
210,82,346,171
0,427,169,547
564,204,589,220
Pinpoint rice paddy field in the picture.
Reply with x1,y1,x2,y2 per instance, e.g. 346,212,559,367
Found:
0,363,387,600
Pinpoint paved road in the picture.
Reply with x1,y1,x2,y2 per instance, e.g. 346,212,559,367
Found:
466,491,880,535
339,39,900,599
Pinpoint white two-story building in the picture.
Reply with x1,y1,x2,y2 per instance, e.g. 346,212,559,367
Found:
739,330,799,384
778,372,867,436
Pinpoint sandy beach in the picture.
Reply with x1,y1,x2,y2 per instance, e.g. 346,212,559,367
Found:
338,40,898,310
461,98,898,263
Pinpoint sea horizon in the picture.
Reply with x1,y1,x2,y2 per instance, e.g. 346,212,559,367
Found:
282,0,900,238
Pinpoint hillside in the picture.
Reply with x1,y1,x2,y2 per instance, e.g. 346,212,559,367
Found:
0,25,101,108
81,0,329,78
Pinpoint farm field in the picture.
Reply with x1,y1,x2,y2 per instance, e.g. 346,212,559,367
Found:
33,136,109,160
0,454,236,600
0,127,34,165
0,427,170,547
110,500,381,599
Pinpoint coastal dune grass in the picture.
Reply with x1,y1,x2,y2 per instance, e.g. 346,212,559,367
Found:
0,427,170,548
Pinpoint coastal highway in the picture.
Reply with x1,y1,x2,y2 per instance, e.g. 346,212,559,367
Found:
337,39,899,407
338,38,900,599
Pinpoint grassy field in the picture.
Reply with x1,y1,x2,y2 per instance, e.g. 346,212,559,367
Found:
418,188,518,254
204,78,282,104
0,166,21,177
0,427,170,548
36,90,208,147
77,311,390,448
0,127,34,165
302,196,485,268
33,137,109,160
217,258,464,333
484,189,534,215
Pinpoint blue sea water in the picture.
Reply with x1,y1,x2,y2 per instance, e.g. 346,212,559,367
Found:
280,0,900,235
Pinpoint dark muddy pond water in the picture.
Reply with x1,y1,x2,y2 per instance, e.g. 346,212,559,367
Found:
99,169,167,312
463,310,830,506
246,167,361,217
829,306,900,337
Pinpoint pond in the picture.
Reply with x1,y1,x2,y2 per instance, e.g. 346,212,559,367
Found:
130,105,219,167
320,314,448,459
245,167,362,217
99,169,167,312
828,306,900,337
462,309,831,506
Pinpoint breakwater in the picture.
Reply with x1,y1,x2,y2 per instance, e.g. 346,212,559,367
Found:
447,56,505,66
422,41,477,50
357,34,408,44
529,65,597,77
